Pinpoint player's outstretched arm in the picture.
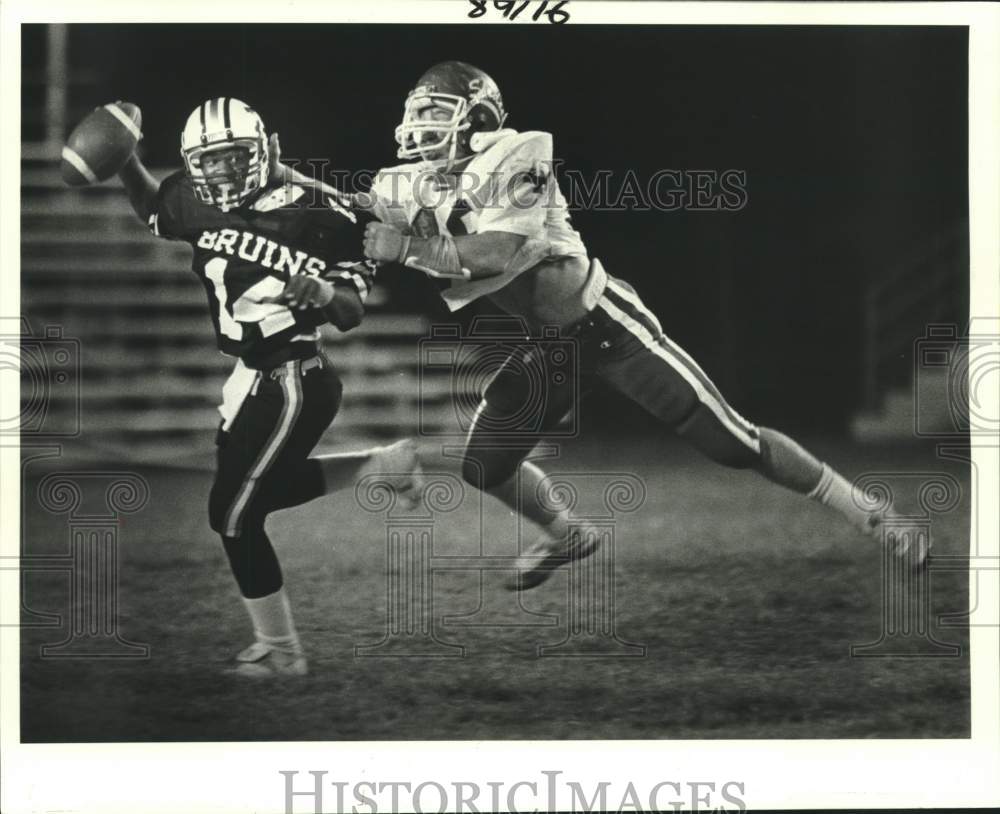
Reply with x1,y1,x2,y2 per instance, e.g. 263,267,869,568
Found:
117,153,160,224
451,232,526,278
363,222,521,280
266,133,366,209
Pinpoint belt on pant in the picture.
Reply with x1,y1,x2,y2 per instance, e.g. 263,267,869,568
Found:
261,355,325,382
564,300,614,340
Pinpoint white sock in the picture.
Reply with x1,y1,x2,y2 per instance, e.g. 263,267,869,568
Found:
241,587,302,655
807,463,882,538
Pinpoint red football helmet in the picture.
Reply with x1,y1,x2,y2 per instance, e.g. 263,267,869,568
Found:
394,61,508,167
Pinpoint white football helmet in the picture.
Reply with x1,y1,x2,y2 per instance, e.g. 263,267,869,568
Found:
181,97,268,211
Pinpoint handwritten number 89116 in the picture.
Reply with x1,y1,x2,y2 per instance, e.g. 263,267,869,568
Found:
467,0,571,24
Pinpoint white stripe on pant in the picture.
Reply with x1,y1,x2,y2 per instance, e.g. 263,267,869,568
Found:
223,361,304,537
606,278,756,436
596,293,760,453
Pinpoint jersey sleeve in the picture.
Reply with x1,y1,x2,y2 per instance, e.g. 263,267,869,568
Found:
367,165,417,231
474,132,554,237
325,259,376,305
284,259,375,334
146,171,190,240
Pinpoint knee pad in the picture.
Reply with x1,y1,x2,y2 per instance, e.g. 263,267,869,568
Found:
210,478,283,535
676,403,761,469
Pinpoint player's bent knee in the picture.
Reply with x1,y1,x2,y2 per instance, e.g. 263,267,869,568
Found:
461,447,523,491
460,455,483,489
209,486,276,536
676,404,760,469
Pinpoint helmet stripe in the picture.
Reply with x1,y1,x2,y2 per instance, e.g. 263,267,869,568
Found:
199,100,208,144
223,96,233,140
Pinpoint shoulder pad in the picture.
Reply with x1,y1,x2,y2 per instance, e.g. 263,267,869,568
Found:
150,170,204,237
466,131,553,178
251,183,307,212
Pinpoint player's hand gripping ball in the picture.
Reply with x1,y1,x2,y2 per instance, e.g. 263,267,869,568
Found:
61,101,143,186
363,222,409,263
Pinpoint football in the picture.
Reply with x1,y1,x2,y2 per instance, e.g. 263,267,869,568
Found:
60,101,142,186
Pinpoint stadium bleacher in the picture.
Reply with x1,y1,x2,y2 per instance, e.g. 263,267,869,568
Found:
20,164,460,459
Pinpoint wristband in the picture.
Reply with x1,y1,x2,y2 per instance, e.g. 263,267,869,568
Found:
399,235,471,280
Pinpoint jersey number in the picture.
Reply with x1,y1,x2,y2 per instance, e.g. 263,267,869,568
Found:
205,258,242,340
205,258,301,341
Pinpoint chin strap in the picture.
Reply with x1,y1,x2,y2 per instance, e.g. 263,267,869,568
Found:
397,234,472,280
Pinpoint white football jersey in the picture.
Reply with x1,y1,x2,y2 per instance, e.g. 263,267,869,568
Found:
369,129,588,310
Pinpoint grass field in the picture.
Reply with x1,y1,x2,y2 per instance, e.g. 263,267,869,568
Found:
20,437,971,742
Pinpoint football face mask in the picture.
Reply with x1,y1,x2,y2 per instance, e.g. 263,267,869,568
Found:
394,91,469,167
181,97,269,212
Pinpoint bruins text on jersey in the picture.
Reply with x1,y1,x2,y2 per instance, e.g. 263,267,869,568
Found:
149,168,374,368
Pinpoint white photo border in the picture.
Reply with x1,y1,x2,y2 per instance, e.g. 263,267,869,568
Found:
1,2,997,812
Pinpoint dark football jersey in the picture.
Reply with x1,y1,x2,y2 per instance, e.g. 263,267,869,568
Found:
148,171,374,365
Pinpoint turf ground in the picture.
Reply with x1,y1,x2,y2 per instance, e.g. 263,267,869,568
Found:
20,437,971,741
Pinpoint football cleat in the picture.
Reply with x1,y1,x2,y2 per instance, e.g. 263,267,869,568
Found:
886,526,930,569
505,523,604,591
374,439,425,509
232,641,308,678
868,513,930,569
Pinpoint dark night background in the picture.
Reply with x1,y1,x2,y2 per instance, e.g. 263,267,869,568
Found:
25,24,968,432
18,24,976,747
